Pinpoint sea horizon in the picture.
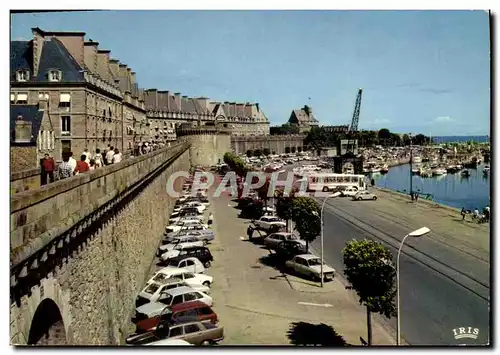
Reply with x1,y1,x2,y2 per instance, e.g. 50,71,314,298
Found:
430,135,490,144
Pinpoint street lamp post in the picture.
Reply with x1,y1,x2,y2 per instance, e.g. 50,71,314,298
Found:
396,226,431,346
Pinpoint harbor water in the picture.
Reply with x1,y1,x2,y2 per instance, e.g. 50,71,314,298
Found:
372,164,490,210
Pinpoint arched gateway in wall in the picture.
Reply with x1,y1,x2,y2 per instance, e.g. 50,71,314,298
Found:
28,298,67,345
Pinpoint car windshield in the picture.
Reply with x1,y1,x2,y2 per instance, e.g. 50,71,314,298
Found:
143,283,160,295
308,258,322,266
152,273,168,283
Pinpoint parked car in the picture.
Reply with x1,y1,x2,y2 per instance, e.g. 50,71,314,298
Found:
146,338,193,346
135,279,211,308
157,236,204,255
136,300,218,333
164,227,214,244
167,220,208,233
127,320,224,346
135,287,213,319
253,216,286,232
163,256,206,274
285,254,336,281
263,232,303,250
173,201,206,214
160,246,213,264
275,240,307,260
169,211,203,224
352,191,377,201
149,267,213,288
341,186,359,197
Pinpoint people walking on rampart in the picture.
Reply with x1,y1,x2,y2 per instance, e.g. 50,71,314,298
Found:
89,159,96,172
41,153,56,185
94,149,104,168
82,148,92,164
112,148,122,163
58,154,73,180
68,152,77,172
74,155,89,175
106,146,115,165
208,213,214,226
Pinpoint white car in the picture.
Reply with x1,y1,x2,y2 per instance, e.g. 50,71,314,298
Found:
136,286,213,318
136,279,210,307
173,201,206,214
352,191,377,201
149,266,213,287
253,216,286,231
163,256,206,274
169,214,203,224
167,220,208,233
341,186,359,197
157,236,204,254
263,232,303,250
146,339,193,346
285,254,336,281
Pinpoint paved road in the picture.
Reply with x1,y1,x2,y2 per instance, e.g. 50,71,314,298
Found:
274,161,490,345
310,195,490,346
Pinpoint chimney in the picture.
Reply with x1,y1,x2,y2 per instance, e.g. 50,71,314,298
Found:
118,64,130,93
304,105,312,115
40,28,86,68
197,97,209,112
31,28,45,76
84,41,99,74
158,91,170,111
144,89,158,110
96,50,111,83
174,93,182,111
255,103,260,112
108,59,120,81
14,116,33,143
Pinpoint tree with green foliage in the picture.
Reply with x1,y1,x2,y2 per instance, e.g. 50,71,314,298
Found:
246,150,253,157
253,149,262,157
342,239,396,346
291,197,321,252
275,188,297,231
223,152,250,177
285,147,291,154
270,123,300,135
263,148,271,156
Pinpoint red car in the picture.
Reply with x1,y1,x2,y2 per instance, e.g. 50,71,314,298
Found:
136,301,218,333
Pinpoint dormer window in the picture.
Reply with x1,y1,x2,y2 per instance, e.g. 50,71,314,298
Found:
49,70,61,82
16,70,30,82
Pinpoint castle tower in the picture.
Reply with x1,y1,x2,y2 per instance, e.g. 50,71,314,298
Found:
176,124,232,167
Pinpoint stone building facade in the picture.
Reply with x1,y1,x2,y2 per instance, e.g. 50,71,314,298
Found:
288,105,319,133
10,28,147,170
144,90,270,139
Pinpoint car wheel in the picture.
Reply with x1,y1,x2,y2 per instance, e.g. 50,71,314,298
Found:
201,340,211,346
203,239,209,245
373,196,377,200
203,281,211,287
357,197,362,201
322,186,329,192
204,261,211,268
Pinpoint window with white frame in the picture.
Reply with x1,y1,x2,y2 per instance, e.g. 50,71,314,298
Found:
16,70,30,82
59,93,71,108
49,70,61,82
10,93,15,104
61,116,71,135
16,93,28,105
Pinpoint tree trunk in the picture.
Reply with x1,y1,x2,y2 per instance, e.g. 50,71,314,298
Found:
366,307,372,346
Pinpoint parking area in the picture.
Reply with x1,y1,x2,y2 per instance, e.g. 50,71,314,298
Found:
207,188,395,345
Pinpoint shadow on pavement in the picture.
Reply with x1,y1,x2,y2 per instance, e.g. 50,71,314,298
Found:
286,321,349,346
258,254,285,272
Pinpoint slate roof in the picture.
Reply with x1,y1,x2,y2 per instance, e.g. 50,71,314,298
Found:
290,108,319,126
10,105,44,144
11,38,84,83
169,96,179,112
10,41,33,79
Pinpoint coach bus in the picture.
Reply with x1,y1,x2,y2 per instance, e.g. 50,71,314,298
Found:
307,173,367,192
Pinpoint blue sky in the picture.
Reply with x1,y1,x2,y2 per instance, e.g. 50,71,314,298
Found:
11,10,490,136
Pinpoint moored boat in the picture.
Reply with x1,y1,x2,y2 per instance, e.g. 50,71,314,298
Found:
380,164,389,173
461,169,471,177
432,167,447,176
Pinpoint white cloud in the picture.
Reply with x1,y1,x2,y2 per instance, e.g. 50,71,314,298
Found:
433,116,454,123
